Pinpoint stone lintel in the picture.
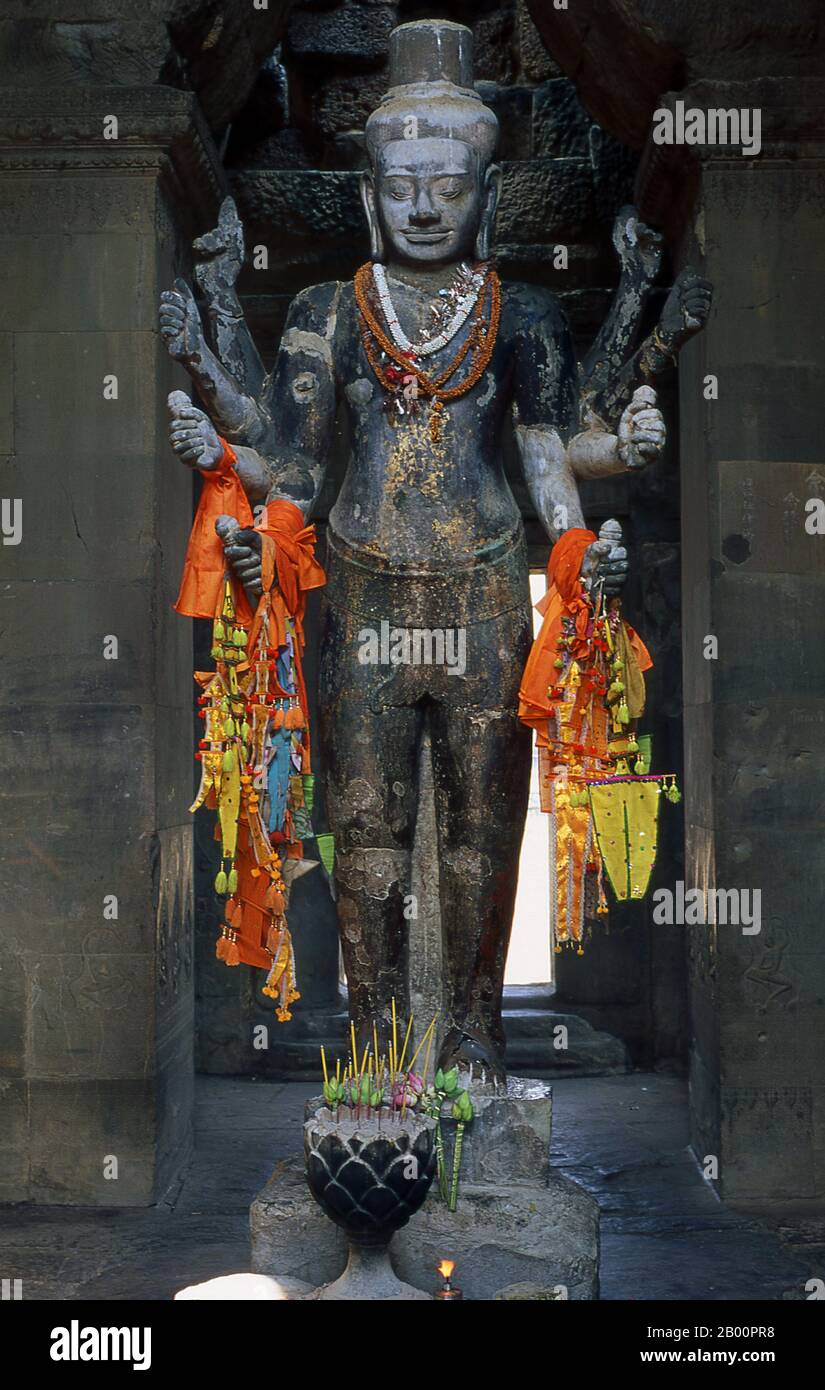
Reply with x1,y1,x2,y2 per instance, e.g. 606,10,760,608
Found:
0,85,225,230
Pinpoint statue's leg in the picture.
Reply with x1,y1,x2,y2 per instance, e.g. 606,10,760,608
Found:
317,592,423,1049
429,604,534,1080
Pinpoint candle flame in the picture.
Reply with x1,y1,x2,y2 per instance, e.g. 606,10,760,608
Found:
437,1259,455,1281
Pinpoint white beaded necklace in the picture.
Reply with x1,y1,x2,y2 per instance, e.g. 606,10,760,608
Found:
372,262,486,359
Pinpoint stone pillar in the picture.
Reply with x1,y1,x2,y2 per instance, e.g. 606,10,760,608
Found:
639,81,825,1200
0,86,223,1203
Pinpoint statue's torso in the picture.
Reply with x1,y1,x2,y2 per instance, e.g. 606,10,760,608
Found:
268,275,576,575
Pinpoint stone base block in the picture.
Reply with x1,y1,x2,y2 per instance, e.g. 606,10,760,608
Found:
250,1160,599,1300
393,1174,599,1300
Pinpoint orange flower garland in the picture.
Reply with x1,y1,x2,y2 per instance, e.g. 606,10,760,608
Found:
354,261,502,440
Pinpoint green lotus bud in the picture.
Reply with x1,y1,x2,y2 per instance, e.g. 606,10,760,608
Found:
443,1066,459,1094
434,1068,445,1091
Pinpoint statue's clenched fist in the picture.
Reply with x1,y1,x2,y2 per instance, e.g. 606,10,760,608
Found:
618,385,666,470
167,392,223,470
583,519,627,597
660,266,713,342
159,278,205,363
215,515,263,598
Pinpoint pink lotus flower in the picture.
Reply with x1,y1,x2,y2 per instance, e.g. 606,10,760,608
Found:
391,1072,424,1110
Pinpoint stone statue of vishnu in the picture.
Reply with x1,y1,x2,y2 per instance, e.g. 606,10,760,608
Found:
159,19,711,1078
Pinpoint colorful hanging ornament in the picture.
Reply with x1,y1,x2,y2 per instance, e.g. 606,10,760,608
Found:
177,438,327,1019
520,521,681,952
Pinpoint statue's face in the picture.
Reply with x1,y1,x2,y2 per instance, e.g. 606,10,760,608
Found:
373,138,482,265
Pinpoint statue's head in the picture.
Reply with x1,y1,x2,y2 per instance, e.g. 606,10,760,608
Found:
362,20,500,266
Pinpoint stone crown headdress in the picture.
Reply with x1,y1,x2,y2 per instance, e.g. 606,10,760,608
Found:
365,20,499,168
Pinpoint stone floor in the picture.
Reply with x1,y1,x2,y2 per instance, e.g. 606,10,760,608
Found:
1,1073,822,1300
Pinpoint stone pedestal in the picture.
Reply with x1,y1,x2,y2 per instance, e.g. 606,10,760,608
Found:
250,1078,599,1299
0,86,222,1203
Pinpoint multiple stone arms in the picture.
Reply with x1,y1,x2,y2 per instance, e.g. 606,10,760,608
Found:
511,287,667,591
579,206,663,395
583,268,713,429
579,207,713,430
159,278,269,445
162,268,340,595
192,197,268,402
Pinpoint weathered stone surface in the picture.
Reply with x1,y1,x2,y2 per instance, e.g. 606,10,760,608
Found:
476,81,533,161
0,90,211,1204
0,3,292,130
231,168,365,250
287,3,397,67
498,158,594,241
473,8,516,85
311,70,386,143
504,1009,629,1076
679,160,825,1200
532,79,592,160
516,0,560,83
494,1280,566,1299
394,1173,599,1300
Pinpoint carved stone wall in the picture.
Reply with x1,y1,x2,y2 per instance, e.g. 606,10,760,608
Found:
0,86,222,1202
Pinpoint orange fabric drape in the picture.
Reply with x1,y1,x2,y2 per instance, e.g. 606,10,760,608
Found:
174,440,326,631
519,528,652,737
175,442,256,624
518,528,596,734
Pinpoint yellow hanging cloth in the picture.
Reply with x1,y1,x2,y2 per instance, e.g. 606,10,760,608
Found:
588,779,660,901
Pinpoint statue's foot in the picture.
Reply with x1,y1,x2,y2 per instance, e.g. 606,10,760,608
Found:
437,1024,506,1085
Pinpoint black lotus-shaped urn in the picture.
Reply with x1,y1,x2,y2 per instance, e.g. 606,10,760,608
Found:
304,1107,436,1299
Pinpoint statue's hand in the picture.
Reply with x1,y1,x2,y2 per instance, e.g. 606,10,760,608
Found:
193,197,245,306
618,385,665,470
612,205,664,281
659,267,713,345
159,278,205,364
582,538,628,596
167,391,223,470
216,518,263,599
